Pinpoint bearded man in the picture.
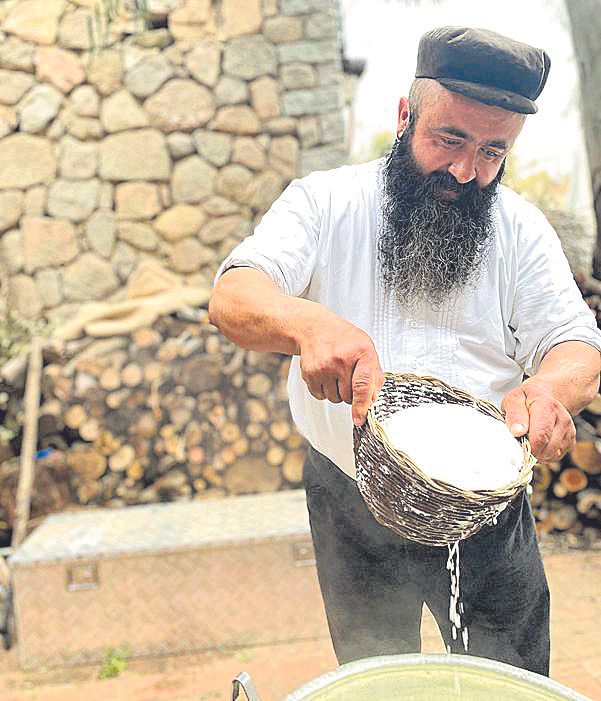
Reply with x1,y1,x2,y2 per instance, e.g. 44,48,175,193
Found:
210,27,601,675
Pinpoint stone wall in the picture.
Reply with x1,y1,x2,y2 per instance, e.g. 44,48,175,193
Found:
0,0,349,323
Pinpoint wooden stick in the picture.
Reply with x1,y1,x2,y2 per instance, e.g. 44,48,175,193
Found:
11,337,44,550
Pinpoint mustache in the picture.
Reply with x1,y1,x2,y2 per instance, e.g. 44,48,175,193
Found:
414,170,480,198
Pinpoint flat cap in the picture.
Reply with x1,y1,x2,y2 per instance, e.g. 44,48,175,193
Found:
415,27,551,114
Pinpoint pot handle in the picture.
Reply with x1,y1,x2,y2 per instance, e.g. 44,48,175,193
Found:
232,672,262,701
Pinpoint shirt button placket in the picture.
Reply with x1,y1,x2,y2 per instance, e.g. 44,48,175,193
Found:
406,318,425,373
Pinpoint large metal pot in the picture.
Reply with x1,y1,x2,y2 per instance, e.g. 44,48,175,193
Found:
232,653,591,701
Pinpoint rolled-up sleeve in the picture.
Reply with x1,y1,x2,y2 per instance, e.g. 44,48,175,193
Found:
510,205,601,376
214,178,320,297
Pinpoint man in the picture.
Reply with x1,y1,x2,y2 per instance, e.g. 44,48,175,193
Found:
210,27,601,675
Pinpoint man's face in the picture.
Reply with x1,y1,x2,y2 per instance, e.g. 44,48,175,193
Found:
379,88,525,308
398,88,525,192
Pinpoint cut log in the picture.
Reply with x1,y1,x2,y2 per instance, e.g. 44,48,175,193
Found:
247,373,272,398
286,432,305,449
106,388,130,409
203,465,224,487
232,437,248,457
246,422,263,438
39,399,63,417
132,327,162,348
552,482,569,499
64,404,88,431
282,449,305,484
132,412,157,440
221,422,241,443
530,490,546,508
95,430,121,456
66,445,107,480
221,447,237,466
576,489,601,516
164,434,185,462
245,399,269,423
223,348,245,375
570,441,601,474
559,467,588,493
79,418,101,443
0,352,28,387
121,363,143,387
99,366,121,391
533,463,552,491
38,413,64,439
109,445,136,472
169,406,192,430
188,446,205,464
205,335,220,354
184,421,203,448
266,445,285,466
143,361,163,383
550,504,578,531
127,460,144,481
270,420,291,442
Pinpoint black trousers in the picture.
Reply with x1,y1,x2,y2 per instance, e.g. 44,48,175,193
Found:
303,446,550,676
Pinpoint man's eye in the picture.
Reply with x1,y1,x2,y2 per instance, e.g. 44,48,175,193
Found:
483,149,503,160
441,137,461,147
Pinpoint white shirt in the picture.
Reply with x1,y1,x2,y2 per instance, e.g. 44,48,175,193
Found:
216,159,601,478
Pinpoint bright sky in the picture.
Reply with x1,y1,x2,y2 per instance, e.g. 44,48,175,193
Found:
340,0,585,183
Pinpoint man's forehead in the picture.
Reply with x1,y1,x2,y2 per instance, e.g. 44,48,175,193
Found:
419,87,526,142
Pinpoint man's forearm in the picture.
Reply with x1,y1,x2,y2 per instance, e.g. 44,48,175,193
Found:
209,267,331,355
528,340,600,415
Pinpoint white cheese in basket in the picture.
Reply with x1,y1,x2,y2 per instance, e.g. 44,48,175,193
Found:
380,403,524,491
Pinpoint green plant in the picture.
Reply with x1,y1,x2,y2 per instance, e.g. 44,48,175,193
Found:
0,311,49,368
98,645,129,679
87,0,149,52
370,130,395,159
234,647,254,663
503,155,570,212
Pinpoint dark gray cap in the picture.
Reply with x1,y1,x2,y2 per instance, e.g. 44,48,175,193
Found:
415,27,551,114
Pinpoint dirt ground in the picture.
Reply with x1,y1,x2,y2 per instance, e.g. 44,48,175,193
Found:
0,549,600,701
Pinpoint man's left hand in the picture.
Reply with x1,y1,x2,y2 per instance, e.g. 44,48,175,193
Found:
501,379,576,462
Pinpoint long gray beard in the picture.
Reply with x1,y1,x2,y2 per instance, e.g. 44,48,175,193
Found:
379,132,502,308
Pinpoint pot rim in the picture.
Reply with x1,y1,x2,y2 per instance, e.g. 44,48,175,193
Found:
283,653,590,701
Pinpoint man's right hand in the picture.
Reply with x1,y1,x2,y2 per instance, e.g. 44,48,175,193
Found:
210,268,385,424
297,317,385,426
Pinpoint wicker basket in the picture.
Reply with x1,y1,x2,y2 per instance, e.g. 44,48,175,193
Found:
353,372,535,547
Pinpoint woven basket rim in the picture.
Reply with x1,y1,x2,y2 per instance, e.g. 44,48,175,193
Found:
365,372,535,498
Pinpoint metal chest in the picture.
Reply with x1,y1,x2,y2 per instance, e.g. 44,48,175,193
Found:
10,490,329,670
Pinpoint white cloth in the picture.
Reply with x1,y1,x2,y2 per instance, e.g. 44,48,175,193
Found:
216,159,601,478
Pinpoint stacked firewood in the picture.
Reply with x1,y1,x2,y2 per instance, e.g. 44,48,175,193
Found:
531,274,601,541
0,309,307,542
532,406,601,540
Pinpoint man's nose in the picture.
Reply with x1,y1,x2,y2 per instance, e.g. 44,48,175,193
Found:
448,152,477,184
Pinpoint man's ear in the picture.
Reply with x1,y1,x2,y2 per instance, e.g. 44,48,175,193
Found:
396,97,411,137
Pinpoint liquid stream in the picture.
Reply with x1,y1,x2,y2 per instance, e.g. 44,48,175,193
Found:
446,540,469,653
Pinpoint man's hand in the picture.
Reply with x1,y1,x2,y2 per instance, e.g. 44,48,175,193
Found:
211,268,385,425
501,378,576,462
298,317,385,426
